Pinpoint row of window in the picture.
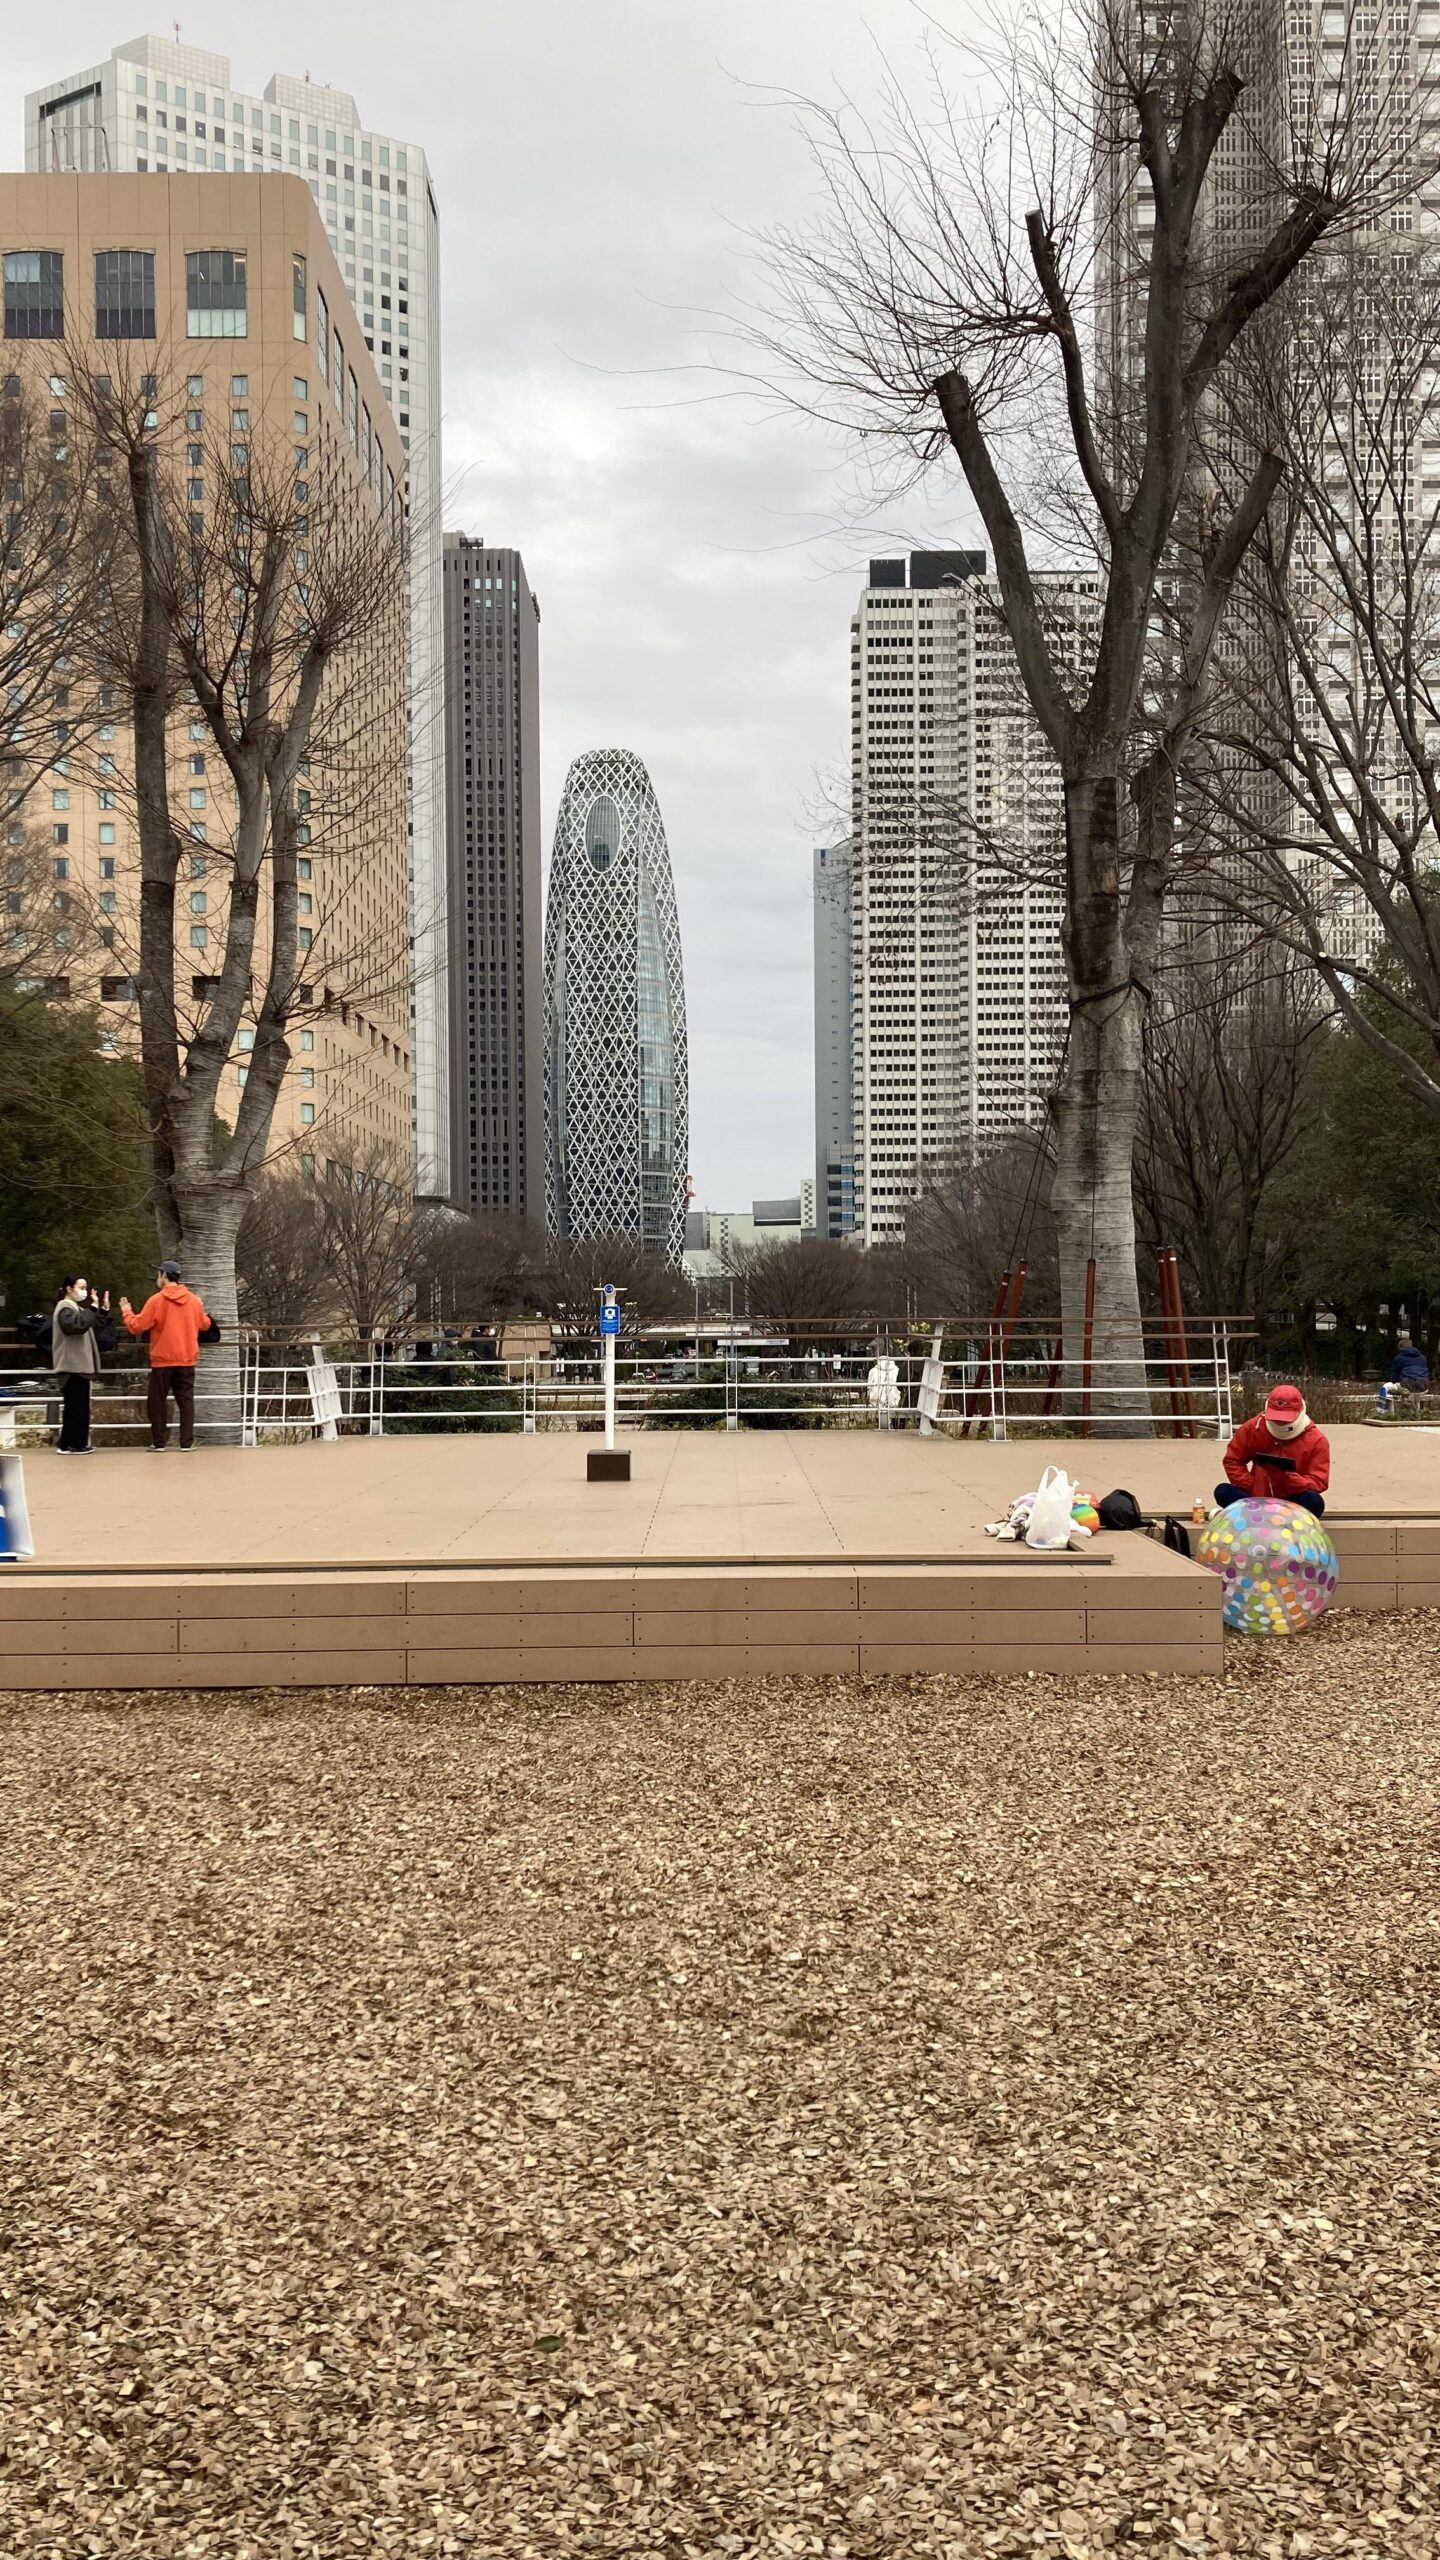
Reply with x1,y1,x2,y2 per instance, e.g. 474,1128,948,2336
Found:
3,248,307,343
122,77,411,169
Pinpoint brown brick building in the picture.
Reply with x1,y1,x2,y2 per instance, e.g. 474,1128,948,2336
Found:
1,171,412,1176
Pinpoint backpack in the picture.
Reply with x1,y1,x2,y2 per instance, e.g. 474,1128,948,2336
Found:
1097,1487,1145,1532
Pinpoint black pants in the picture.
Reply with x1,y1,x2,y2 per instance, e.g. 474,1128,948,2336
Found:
1215,1480,1325,1519
148,1366,196,1449
58,1373,92,1451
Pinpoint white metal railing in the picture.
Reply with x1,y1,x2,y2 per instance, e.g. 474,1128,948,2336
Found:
0,1324,1237,1445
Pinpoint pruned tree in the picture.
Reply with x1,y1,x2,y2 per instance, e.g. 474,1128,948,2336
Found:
755,0,1419,1425
79,361,407,1428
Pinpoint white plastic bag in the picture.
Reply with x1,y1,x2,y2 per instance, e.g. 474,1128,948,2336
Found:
1025,1463,1078,1551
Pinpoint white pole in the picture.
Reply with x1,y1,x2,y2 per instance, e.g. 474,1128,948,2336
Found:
604,1326,616,1452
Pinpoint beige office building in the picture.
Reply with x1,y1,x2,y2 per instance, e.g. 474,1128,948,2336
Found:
0,171,412,1173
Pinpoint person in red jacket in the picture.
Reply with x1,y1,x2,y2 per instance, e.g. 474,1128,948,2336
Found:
1216,1383,1330,1518
120,1262,213,1451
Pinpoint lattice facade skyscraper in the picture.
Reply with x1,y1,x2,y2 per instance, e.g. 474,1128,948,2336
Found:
544,750,688,1260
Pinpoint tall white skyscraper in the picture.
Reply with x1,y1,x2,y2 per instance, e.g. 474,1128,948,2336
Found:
812,842,856,1240
25,34,450,1195
850,554,1080,1247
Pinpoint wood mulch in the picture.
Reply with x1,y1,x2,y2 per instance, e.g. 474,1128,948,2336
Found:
2,1612,1438,2556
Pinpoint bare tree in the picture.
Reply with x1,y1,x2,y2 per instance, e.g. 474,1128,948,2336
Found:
0,372,114,837
725,1235,892,1327
756,0,1415,1424
413,1208,546,1326
532,1235,689,1340
1133,934,1331,1314
1199,243,1440,1114
310,1140,426,1342
79,364,407,1425
900,1133,1059,1316
234,1171,329,1334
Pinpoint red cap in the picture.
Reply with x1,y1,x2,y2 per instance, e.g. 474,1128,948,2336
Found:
1265,1384,1305,1423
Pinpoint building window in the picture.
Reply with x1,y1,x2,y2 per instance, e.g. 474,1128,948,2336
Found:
301,1102,315,1125
292,251,307,340
317,285,329,378
186,250,247,337
4,250,63,339
300,1028,314,1050
189,925,208,949
189,891,207,915
98,822,116,845
95,249,155,339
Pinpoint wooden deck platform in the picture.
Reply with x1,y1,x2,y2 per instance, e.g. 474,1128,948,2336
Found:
2,1428,1435,1688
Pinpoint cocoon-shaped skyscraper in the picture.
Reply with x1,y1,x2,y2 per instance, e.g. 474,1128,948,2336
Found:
544,749,689,1261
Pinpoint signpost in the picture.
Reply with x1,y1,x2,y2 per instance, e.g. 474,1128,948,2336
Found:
588,1286,630,1481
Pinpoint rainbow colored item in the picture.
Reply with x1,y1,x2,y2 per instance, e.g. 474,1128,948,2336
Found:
1193,1497,1338,1636
1071,1494,1100,1533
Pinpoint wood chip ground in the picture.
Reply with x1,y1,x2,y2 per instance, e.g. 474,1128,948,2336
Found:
2,1611,1438,2556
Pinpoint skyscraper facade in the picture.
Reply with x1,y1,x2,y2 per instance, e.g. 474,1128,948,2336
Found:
25,33,450,1194
545,750,688,1261
813,841,857,1239
850,553,1080,1247
442,537,543,1218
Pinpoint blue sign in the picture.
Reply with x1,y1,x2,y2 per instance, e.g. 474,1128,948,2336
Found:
599,1296,621,1339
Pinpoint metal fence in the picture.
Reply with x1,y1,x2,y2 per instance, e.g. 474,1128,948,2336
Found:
0,1320,1238,1446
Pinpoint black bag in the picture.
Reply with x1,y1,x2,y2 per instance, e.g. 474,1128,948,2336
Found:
1160,1516,1192,1558
1098,1487,1145,1532
199,1318,222,1345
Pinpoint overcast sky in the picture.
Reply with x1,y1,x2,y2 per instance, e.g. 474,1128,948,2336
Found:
7,2,983,1210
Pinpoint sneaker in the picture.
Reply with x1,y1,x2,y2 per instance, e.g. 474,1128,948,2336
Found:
149,1442,167,1452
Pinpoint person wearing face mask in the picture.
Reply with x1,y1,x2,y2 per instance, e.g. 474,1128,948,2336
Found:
51,1276,113,1455
1214,1383,1330,1519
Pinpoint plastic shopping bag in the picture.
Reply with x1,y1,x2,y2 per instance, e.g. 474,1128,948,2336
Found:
1025,1463,1077,1551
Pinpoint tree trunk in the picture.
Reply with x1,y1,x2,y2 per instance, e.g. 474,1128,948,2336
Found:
171,1199,244,1446
1051,775,1152,1436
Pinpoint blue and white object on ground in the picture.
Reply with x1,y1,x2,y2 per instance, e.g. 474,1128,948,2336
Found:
0,1452,34,1560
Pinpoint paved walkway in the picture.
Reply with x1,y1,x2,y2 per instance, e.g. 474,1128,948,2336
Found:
17,1425,1439,1569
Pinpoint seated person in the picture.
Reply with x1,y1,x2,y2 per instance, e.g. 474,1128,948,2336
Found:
1391,1336,1431,1390
1216,1384,1330,1518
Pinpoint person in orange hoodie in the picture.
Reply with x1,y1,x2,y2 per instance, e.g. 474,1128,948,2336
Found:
120,1262,213,1451
1215,1383,1330,1519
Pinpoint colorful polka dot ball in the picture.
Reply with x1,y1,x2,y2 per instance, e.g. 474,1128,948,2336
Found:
1194,1497,1339,1635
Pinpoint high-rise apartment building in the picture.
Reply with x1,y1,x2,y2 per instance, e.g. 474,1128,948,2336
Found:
0,171,412,1165
850,553,1078,1247
545,749,689,1261
25,34,449,1194
813,842,857,1239
442,537,543,1219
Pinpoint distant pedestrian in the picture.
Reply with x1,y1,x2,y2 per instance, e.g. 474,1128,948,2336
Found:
120,1262,213,1451
51,1276,112,1454
1391,1336,1431,1390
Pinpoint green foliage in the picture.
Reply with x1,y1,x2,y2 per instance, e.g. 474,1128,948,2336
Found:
644,1362,840,1430
1280,999,1440,1327
0,994,155,1320
378,1358,521,1435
